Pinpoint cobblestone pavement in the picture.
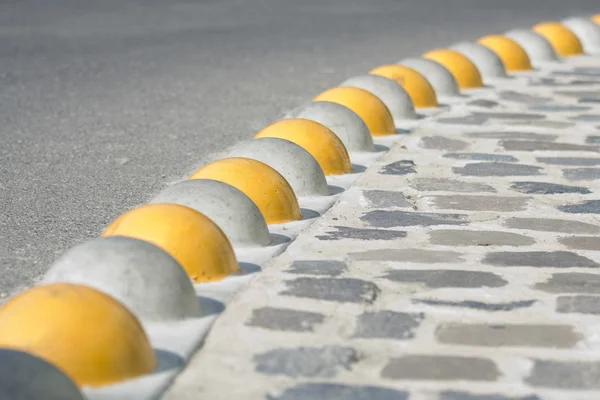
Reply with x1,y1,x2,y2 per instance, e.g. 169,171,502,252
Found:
166,57,600,399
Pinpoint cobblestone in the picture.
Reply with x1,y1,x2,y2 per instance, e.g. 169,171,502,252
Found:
166,56,600,400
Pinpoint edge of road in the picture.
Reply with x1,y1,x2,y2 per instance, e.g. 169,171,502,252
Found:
0,11,599,400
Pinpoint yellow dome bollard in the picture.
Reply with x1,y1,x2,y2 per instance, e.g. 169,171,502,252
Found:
0,283,156,387
103,203,240,282
532,22,583,57
189,158,302,224
369,64,438,108
477,35,533,71
313,86,395,136
423,49,484,89
255,118,352,175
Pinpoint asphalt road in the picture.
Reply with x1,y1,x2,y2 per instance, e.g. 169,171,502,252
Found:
1,0,598,296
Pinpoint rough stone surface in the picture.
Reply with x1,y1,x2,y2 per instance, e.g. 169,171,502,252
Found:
254,346,358,378
269,383,409,400
280,278,380,304
287,260,348,277
409,178,496,193
563,168,600,181
504,218,600,234
440,392,540,400
383,270,508,288
381,355,499,381
483,251,600,268
537,157,600,166
501,140,599,152
428,230,535,246
466,131,557,141
413,299,536,311
559,236,600,251
421,136,469,151
427,195,530,212
453,163,542,177
350,249,464,263
316,226,407,241
510,181,591,195
353,311,424,339
435,323,581,348
444,153,518,162
557,296,600,315
380,160,416,175
362,190,411,208
526,360,600,389
247,307,326,332
360,210,469,228
535,273,600,294
559,200,600,214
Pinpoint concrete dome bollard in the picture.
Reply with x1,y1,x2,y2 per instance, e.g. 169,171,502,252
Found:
0,349,84,400
44,236,201,322
562,17,600,53
504,29,559,66
451,41,508,78
398,58,461,98
340,74,418,119
286,101,375,153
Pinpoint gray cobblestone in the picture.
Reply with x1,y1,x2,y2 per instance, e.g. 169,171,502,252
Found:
557,295,600,315
559,199,600,214
500,140,599,152
439,392,540,400
360,210,469,228
350,249,464,263
559,236,600,251
383,270,507,288
526,359,600,389
316,226,407,241
409,178,496,193
421,136,469,151
353,311,424,339
453,163,542,177
427,195,530,212
362,190,412,208
563,167,600,180
428,230,535,246
483,251,600,268
380,160,416,175
535,273,600,294
247,307,326,332
537,156,600,166
268,383,409,400
280,277,380,304
254,346,358,378
504,217,600,234
435,323,581,348
287,260,347,277
466,131,557,141
381,355,499,381
413,299,536,311
510,181,591,194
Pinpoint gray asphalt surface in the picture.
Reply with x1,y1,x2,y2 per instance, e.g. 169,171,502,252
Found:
1,0,598,296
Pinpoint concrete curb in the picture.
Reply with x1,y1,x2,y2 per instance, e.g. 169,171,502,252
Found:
0,13,599,400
